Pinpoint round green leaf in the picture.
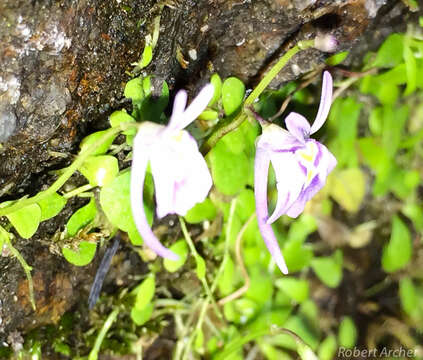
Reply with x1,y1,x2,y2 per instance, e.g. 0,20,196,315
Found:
311,250,343,288
99,171,153,234
109,110,136,129
198,110,219,121
134,275,155,310
184,198,217,224
124,77,144,102
209,73,222,106
62,241,97,266
338,316,357,349
276,277,309,303
222,77,245,116
399,277,418,316
131,303,154,326
163,240,188,272
382,216,412,272
318,335,337,360
38,193,67,221
6,204,41,239
66,198,97,237
80,155,119,187
79,130,117,156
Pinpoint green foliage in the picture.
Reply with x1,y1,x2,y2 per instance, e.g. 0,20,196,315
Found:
62,241,97,266
79,130,117,156
163,240,189,272
221,77,245,116
38,193,67,221
311,250,343,288
275,277,309,303
100,171,153,245
185,198,217,224
66,198,97,237
209,73,222,106
338,316,358,349
80,155,119,187
326,51,349,66
131,275,155,325
399,277,418,316
6,203,41,239
382,216,412,272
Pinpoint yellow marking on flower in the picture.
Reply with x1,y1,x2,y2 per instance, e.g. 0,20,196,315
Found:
300,152,314,162
172,131,185,143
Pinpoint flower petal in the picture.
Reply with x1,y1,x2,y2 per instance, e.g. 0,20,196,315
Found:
285,112,311,142
130,134,179,260
254,148,289,274
310,71,333,134
168,84,214,131
257,123,303,153
285,175,323,218
266,151,305,224
150,131,212,217
168,90,188,131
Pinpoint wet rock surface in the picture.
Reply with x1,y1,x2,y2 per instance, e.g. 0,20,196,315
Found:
0,0,418,347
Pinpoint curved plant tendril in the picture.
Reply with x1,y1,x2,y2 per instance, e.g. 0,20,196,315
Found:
202,40,315,153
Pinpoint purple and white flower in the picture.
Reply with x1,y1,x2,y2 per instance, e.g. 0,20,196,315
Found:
131,84,214,260
254,71,337,274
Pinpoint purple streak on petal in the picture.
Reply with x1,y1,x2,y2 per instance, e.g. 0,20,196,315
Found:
313,140,322,167
285,112,310,142
314,141,337,175
254,148,289,274
130,136,179,261
274,145,304,153
285,175,322,218
310,71,333,135
299,162,307,176
169,84,214,131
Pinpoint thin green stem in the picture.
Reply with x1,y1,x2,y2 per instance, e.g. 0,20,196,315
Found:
179,217,222,320
88,307,120,360
211,198,237,293
203,40,314,153
3,230,36,310
63,184,94,199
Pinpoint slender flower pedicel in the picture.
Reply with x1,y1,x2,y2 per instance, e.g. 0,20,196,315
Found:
131,84,214,260
254,71,337,274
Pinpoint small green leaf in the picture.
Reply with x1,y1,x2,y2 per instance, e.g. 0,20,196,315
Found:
134,275,155,310
382,216,412,273
329,168,366,213
79,130,117,156
221,77,245,116
318,335,337,360
276,278,309,303
109,110,136,131
80,155,119,187
185,198,217,224
124,77,144,102
38,193,67,221
218,257,236,296
131,303,154,326
62,241,97,266
198,110,219,121
100,171,153,233
139,45,153,69
7,204,41,239
338,316,357,349
163,240,189,272
66,198,97,236
194,329,204,352
209,73,222,106
370,33,404,68
402,202,423,232
311,250,343,288
326,51,349,66
399,277,418,316
195,255,206,280
404,43,417,95
283,240,314,273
